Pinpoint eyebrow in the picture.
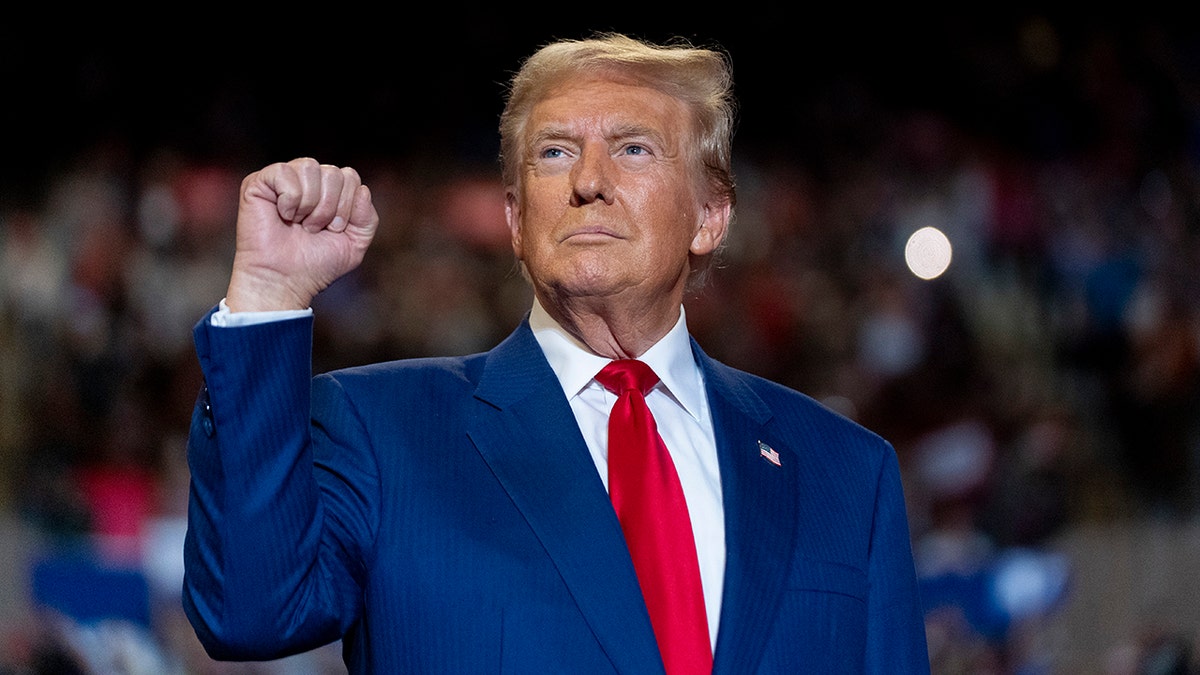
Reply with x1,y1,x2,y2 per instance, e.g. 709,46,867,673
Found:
528,125,573,149
527,122,670,150
609,123,669,148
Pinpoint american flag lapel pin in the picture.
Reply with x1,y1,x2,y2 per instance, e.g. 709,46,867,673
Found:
758,440,781,466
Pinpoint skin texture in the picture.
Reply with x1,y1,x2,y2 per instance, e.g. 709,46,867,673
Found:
226,159,379,313
506,75,730,358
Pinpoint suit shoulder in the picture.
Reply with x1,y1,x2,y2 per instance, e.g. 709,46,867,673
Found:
316,351,487,394
711,360,892,452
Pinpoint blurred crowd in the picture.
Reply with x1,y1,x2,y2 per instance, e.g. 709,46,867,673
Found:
3,15,1200,675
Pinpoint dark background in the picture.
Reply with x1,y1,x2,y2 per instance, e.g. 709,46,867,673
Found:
6,10,1194,196
3,9,1200,673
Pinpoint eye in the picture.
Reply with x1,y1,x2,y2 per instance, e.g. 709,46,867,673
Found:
622,144,649,156
539,147,567,159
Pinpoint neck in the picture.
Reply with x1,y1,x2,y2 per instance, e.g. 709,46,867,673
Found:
536,291,682,359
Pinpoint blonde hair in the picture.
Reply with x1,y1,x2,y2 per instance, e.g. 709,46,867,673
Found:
499,32,737,209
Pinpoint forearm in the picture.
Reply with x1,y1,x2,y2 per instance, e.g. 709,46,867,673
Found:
183,309,357,660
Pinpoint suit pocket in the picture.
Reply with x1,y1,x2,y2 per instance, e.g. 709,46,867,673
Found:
787,556,868,601
763,558,869,671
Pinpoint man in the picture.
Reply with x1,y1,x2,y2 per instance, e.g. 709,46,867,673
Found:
184,33,930,673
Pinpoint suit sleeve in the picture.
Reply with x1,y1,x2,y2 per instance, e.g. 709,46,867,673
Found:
182,307,377,660
865,446,931,673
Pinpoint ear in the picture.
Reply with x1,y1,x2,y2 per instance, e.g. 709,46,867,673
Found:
690,197,731,256
505,190,523,259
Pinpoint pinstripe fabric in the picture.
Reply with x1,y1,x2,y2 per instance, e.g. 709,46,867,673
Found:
184,307,930,673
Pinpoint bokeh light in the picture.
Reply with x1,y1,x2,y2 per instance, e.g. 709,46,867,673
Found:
905,226,953,280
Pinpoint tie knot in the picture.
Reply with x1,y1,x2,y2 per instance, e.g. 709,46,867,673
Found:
595,359,660,397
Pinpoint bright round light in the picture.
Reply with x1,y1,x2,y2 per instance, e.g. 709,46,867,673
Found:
905,227,953,280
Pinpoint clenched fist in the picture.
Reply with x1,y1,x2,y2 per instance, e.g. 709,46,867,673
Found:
226,157,380,312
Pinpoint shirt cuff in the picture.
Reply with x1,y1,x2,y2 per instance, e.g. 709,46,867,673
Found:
210,298,313,327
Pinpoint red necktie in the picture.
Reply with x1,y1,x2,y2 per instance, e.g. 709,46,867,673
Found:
596,359,712,675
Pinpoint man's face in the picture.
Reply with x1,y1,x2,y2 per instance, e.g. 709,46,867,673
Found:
506,75,728,310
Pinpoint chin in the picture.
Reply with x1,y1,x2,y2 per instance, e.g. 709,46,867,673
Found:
538,269,629,302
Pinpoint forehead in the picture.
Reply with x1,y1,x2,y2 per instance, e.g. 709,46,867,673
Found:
526,75,693,138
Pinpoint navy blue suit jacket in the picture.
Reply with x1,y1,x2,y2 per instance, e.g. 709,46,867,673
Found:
184,308,929,673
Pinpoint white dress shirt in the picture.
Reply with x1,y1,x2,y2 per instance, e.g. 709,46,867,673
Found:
527,298,725,649
212,298,727,647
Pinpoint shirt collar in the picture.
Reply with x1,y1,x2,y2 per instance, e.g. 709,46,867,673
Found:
528,297,706,422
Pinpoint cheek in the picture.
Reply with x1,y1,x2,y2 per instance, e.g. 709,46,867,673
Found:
658,196,702,246
520,183,569,226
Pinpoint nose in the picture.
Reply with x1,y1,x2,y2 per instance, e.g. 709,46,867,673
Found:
570,143,614,206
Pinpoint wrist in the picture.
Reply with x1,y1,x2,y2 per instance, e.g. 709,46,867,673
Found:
226,268,313,312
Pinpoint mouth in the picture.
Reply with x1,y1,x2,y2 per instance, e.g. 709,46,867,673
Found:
560,227,624,244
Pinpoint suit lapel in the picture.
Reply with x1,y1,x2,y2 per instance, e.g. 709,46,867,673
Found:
464,325,800,674
696,344,800,675
466,323,663,675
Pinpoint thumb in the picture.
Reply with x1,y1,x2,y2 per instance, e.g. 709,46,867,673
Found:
345,184,380,244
